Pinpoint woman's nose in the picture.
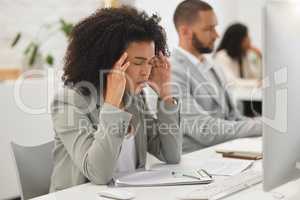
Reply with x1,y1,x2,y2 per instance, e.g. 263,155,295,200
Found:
140,70,149,77
140,65,151,75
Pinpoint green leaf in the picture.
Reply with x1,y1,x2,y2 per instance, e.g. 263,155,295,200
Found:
29,44,39,66
45,54,54,66
24,42,34,55
11,32,21,47
59,18,73,37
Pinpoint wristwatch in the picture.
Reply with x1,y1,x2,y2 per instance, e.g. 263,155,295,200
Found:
159,97,178,105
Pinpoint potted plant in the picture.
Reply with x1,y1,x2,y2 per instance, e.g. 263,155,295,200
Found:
11,18,73,71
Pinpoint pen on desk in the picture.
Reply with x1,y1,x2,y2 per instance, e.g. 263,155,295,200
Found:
201,169,213,178
182,174,202,180
171,171,201,180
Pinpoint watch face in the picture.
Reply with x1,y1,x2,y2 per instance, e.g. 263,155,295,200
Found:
173,98,178,105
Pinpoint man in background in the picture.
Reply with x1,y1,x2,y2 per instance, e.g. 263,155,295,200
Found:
170,0,262,153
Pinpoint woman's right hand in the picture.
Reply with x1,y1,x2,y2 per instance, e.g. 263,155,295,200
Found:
105,52,130,108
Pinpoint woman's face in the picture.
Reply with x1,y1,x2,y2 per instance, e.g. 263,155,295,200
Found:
124,41,155,94
241,35,251,52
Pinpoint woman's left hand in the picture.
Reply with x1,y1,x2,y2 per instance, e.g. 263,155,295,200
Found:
147,51,172,100
250,46,262,58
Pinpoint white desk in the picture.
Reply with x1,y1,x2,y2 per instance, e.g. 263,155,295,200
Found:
230,87,262,103
30,138,300,200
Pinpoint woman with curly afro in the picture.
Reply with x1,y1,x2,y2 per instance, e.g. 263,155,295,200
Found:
50,6,182,191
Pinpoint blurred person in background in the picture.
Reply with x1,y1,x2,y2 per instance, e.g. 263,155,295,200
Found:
170,0,261,154
214,23,262,88
214,23,263,117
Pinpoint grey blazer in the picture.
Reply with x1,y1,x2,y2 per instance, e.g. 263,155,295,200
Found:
170,48,261,153
49,86,181,192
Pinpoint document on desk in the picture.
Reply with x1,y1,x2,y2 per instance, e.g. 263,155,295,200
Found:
114,170,213,187
150,159,254,177
199,159,254,176
215,137,262,155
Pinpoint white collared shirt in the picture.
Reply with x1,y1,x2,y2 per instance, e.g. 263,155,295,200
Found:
176,46,200,66
175,46,221,86
114,135,137,178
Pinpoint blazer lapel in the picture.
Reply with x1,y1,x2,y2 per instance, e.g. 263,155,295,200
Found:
172,49,224,107
123,93,146,169
211,65,236,114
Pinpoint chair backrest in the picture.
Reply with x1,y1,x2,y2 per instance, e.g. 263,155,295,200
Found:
11,141,54,200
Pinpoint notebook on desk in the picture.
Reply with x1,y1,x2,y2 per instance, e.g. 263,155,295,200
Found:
114,170,213,187
215,137,262,160
150,159,254,176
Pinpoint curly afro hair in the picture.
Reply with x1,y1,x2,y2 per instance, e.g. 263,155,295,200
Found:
62,6,169,93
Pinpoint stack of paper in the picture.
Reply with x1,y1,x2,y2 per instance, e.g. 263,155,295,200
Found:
114,170,212,187
215,137,262,160
198,159,254,176
150,159,254,176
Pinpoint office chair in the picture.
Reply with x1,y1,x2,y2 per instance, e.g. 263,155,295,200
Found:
11,141,54,200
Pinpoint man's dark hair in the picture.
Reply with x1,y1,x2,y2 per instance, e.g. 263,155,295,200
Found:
62,6,168,93
216,23,248,68
173,0,213,30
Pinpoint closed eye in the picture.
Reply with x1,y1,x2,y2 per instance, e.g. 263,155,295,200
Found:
132,56,155,66
133,60,145,65
132,57,146,65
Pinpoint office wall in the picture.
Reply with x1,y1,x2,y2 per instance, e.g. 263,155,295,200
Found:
236,0,266,49
0,0,103,69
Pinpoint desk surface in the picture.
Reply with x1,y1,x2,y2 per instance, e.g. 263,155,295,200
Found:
31,138,300,200
230,87,262,102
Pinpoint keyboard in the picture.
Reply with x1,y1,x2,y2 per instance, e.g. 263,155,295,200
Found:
180,170,262,200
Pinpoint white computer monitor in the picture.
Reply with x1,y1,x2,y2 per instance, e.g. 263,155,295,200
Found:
263,0,300,191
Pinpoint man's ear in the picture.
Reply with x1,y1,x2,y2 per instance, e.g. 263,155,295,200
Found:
178,25,193,40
